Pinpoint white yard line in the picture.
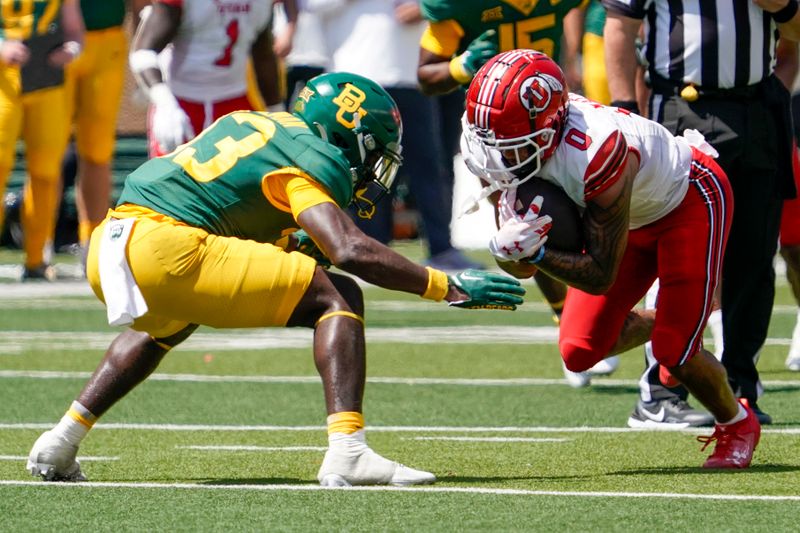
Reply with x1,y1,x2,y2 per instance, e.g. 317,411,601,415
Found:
0,479,797,501
0,327,563,352
175,445,326,452
2,369,799,390
408,436,571,443
0,455,118,461
2,422,799,434
1,326,796,354
3,294,799,315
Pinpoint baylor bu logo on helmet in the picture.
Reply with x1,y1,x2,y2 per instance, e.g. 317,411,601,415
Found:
293,72,403,219
465,49,569,189
332,83,368,129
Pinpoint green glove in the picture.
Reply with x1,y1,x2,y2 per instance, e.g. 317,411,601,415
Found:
292,230,332,268
447,269,526,310
449,29,499,84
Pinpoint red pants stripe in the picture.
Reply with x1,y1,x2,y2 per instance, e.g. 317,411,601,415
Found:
559,148,733,370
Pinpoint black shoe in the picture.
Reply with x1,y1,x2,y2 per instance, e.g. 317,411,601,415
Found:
21,264,56,282
743,399,772,425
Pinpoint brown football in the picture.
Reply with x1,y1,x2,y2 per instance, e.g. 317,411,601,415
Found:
510,178,584,253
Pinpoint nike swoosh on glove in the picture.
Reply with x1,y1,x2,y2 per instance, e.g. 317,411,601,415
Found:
447,269,526,310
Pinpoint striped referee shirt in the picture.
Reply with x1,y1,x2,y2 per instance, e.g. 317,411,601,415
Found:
603,0,781,88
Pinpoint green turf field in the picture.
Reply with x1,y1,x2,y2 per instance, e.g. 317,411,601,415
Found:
1,245,798,531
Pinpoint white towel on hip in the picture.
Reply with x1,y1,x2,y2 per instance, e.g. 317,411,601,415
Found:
98,218,148,326
682,128,719,159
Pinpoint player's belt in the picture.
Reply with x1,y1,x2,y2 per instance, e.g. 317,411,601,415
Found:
649,73,764,102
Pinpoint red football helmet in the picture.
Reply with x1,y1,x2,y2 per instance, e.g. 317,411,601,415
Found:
464,50,569,189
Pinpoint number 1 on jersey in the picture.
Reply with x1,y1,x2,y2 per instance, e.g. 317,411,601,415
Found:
214,19,239,67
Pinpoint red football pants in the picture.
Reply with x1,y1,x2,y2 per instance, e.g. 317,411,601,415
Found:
559,148,733,370
779,142,800,247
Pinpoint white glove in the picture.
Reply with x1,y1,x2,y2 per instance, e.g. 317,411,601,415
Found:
149,83,195,153
489,193,552,262
497,187,520,226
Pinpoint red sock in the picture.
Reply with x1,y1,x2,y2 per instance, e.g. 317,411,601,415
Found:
659,364,681,388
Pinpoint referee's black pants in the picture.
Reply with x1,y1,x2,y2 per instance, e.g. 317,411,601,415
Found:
647,75,794,404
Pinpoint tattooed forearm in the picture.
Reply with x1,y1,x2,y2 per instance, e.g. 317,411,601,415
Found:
534,172,633,294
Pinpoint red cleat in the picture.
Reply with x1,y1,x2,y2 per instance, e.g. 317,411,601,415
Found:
697,399,761,469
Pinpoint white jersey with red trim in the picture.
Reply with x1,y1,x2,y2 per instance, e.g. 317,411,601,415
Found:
161,0,272,101
538,95,693,229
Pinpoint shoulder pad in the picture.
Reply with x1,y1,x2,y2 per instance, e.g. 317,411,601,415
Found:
420,0,459,22
293,136,354,209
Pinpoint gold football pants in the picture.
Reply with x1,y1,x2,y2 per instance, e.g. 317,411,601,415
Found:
86,205,317,339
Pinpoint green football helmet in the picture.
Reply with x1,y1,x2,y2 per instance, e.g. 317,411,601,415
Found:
293,72,403,219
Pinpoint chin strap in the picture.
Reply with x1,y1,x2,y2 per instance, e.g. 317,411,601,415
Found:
459,178,519,217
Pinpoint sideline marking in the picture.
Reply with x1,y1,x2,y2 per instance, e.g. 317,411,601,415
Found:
176,445,326,452
3,422,799,435
0,479,797,501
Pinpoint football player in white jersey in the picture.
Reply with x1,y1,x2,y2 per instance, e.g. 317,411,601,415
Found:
462,49,761,469
129,0,286,157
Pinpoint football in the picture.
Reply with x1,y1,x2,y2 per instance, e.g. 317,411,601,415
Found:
509,178,584,253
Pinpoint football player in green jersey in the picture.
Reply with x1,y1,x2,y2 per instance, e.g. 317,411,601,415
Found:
417,0,587,95
27,72,526,487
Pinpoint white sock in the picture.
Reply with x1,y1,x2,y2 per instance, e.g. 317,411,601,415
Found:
718,403,747,426
53,401,95,446
707,309,724,360
327,430,368,456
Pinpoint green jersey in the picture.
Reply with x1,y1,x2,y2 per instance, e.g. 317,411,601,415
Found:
420,0,585,61
119,111,353,244
0,0,63,41
80,0,125,31
584,0,605,37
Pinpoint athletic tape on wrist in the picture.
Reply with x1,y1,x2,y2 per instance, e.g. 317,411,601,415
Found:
422,266,449,301
448,55,474,85
148,83,178,107
129,48,160,73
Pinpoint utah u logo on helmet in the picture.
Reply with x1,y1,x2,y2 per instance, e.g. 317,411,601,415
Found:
520,73,564,117
333,84,368,128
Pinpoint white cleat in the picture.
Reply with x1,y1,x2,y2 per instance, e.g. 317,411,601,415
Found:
562,361,591,388
27,430,86,482
317,430,435,487
589,355,620,376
